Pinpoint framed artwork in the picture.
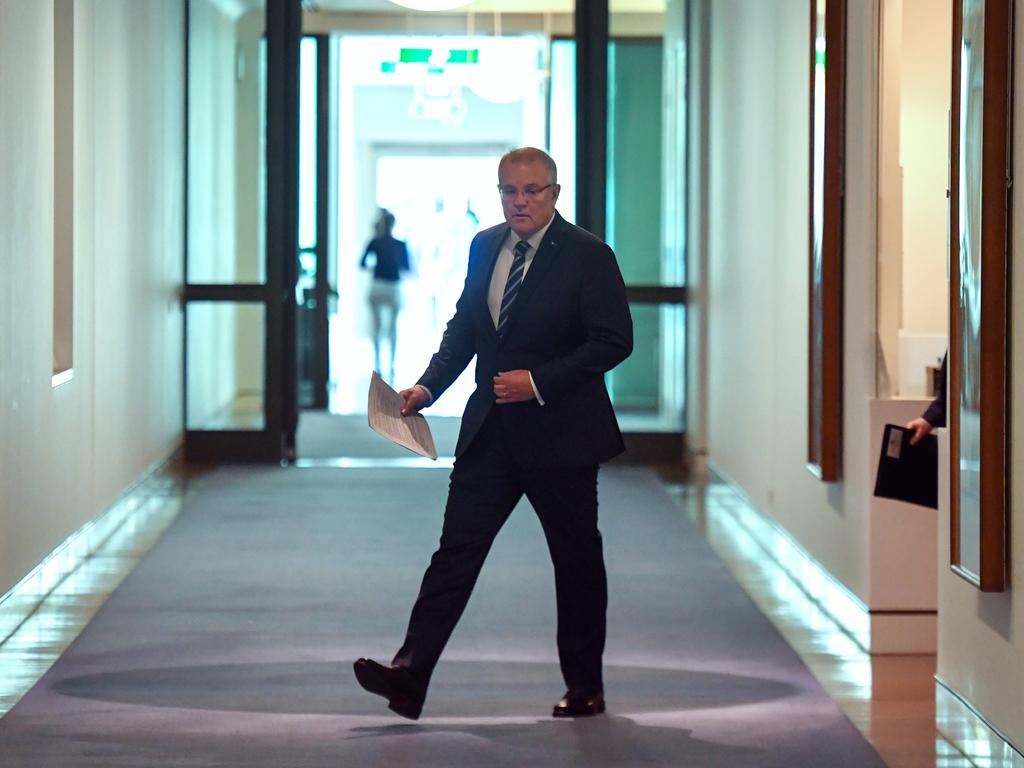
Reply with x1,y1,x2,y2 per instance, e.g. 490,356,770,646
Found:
948,0,1011,591
807,0,845,481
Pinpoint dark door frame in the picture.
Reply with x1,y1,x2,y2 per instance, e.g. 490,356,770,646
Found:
183,0,301,463
575,4,688,464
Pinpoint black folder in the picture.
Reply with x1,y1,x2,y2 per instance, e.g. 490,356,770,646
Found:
873,424,938,509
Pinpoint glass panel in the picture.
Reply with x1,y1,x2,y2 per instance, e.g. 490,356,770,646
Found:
957,0,985,576
297,37,320,409
186,302,266,430
809,0,827,466
551,34,677,286
298,247,319,409
187,0,266,284
53,0,74,378
549,38,577,225
299,37,318,252
610,303,685,432
874,0,951,399
662,0,687,290
608,38,666,285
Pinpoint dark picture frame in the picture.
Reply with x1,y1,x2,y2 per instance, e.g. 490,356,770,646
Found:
948,0,1012,591
807,0,845,481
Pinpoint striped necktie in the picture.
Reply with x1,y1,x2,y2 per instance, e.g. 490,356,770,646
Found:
497,239,530,338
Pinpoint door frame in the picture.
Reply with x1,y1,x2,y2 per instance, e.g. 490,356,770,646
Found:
183,0,301,463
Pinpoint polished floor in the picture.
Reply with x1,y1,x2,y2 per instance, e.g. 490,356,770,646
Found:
0,459,967,766
660,475,967,768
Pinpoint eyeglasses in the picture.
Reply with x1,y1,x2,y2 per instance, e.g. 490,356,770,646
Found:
497,183,555,200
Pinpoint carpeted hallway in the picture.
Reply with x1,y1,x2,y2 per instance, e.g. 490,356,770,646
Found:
0,418,885,766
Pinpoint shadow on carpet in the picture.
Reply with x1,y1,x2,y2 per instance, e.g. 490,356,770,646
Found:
0,465,884,767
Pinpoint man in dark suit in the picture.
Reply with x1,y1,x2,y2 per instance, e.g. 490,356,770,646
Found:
353,147,633,720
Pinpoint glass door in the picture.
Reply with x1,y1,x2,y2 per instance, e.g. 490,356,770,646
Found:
549,6,687,444
297,34,332,411
184,0,301,461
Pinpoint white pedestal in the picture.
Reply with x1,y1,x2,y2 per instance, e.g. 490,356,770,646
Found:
867,398,939,653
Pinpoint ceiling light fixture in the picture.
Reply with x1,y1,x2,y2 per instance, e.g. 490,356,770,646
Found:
388,0,474,11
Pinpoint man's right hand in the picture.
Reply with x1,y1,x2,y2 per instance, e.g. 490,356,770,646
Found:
905,416,935,446
399,385,430,416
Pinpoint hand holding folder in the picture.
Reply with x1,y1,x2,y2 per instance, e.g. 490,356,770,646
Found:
873,423,938,509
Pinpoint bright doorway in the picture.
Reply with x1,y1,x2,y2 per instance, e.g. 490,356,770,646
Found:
325,33,547,420
330,151,504,417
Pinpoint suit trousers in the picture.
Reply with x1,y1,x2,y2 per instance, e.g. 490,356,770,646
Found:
392,408,607,696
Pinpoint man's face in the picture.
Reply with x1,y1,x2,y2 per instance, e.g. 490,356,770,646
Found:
498,159,560,240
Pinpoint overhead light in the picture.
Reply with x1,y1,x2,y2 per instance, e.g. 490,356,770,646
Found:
388,0,474,10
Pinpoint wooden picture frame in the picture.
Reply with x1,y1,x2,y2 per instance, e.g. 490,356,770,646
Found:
948,0,1011,591
807,0,845,481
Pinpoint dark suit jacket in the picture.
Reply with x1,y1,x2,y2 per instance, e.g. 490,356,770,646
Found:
417,213,633,468
922,353,947,428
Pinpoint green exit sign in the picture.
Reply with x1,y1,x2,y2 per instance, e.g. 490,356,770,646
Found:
382,47,480,72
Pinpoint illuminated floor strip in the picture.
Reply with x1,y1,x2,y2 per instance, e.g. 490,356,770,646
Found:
665,478,969,768
0,473,186,717
937,678,1024,768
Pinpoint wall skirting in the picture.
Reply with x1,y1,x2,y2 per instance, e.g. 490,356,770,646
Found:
0,450,182,648
936,676,1024,767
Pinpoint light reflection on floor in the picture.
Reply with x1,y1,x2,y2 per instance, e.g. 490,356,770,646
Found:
0,487,183,716
663,477,971,768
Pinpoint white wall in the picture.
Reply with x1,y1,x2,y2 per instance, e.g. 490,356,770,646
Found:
936,5,1024,748
704,0,878,602
702,0,1022,741
895,0,949,399
898,0,949,336
0,0,184,596
876,0,903,398
877,0,950,397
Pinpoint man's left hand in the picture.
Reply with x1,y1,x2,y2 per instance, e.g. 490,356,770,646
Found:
494,370,535,404
906,416,935,446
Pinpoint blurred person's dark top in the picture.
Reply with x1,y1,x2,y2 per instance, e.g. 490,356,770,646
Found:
361,236,409,283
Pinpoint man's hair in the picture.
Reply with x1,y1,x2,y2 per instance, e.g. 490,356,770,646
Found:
498,147,558,184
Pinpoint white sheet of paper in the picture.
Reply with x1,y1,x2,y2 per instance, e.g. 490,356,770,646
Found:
367,371,438,460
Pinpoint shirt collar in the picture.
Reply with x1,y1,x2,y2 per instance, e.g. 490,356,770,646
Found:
508,212,556,254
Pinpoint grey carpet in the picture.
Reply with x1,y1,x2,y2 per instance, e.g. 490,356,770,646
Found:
0,463,885,767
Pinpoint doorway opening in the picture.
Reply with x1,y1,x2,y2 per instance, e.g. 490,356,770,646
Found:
183,3,684,463
296,32,550,457
330,151,502,416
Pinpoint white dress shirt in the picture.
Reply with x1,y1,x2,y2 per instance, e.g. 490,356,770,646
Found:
486,215,555,328
417,214,556,407
486,216,556,405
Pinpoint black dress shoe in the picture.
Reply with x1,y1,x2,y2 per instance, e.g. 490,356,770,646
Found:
353,658,425,720
552,689,606,718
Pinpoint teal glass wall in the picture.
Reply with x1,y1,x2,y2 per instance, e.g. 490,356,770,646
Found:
607,39,664,286
549,36,684,431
